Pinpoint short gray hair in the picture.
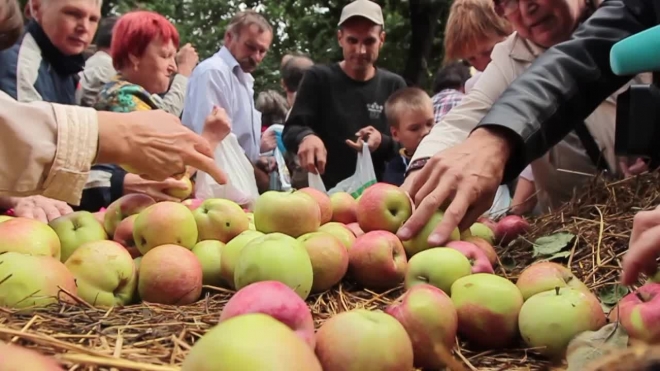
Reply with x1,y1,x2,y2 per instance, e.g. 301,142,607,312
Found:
225,9,272,37
256,90,289,126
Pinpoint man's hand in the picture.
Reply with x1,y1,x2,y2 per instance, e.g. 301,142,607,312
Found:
298,135,327,174
123,174,190,202
202,106,231,150
396,128,511,246
621,205,660,285
10,196,73,223
176,43,199,77
345,126,382,152
96,109,228,186
261,129,277,153
619,157,648,178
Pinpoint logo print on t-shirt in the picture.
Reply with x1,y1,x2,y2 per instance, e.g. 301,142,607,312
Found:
367,102,383,120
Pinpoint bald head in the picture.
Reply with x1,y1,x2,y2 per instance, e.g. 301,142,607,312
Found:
281,55,313,93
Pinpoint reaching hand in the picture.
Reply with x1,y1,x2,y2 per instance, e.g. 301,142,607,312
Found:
619,157,648,178
298,135,327,174
397,128,511,246
176,43,199,77
96,109,228,185
345,126,382,152
621,205,660,285
261,129,277,153
123,174,190,202
9,196,73,222
202,106,232,149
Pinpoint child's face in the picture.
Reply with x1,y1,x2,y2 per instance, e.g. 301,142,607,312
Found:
391,105,434,155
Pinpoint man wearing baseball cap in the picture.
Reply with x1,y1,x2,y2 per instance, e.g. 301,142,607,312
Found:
283,0,406,190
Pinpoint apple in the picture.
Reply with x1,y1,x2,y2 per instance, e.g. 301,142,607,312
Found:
519,287,606,358
234,233,314,300
460,228,472,240
133,201,199,255
401,211,461,258
0,342,64,371
0,215,14,223
103,193,156,236
138,244,203,305
464,236,498,266
356,183,412,233
477,216,498,234
318,222,356,250
345,222,364,238
405,247,472,295
49,211,108,262
181,198,203,212
92,210,105,226
192,240,225,287
0,252,76,309
219,230,264,289
612,283,660,343
516,262,591,301
348,231,407,290
329,192,358,224
112,214,140,258
297,187,333,224
193,198,249,243
0,217,61,259
65,240,137,307
298,231,348,293
245,212,256,230
165,175,193,199
315,309,414,371
385,284,458,369
219,281,316,348
451,273,524,349
446,241,494,274
495,214,530,245
469,222,496,245
181,313,322,371
254,191,321,238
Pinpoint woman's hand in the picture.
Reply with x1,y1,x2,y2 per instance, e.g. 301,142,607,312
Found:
2,196,73,223
123,174,191,202
619,157,648,178
176,43,199,77
622,205,660,285
202,106,232,150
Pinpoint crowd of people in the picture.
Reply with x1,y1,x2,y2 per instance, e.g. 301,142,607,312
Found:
0,0,659,284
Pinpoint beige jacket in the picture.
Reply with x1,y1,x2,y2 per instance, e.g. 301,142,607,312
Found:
0,91,98,205
413,32,649,211
77,50,189,117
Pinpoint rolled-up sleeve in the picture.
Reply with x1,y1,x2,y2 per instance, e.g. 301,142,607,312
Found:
0,91,98,205
159,74,188,117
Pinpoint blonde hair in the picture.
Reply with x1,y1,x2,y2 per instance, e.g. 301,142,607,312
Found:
384,88,432,129
443,0,512,63
225,9,272,38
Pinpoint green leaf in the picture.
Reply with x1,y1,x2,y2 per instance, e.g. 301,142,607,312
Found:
597,284,629,305
532,232,575,257
537,250,572,262
566,323,629,371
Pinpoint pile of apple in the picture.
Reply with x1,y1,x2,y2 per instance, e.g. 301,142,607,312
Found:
0,181,648,370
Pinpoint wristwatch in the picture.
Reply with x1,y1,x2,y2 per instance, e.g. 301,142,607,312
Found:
404,157,430,178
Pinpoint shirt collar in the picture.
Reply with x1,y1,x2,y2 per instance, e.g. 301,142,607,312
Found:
217,46,254,84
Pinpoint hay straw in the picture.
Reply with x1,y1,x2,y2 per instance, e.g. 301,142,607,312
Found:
1,173,659,370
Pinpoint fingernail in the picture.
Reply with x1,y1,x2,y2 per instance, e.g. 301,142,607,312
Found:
398,227,411,240
429,233,444,246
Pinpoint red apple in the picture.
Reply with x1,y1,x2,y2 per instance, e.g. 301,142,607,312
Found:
92,209,106,227
138,244,203,305
385,284,458,369
104,193,156,237
495,215,530,245
329,192,358,224
345,222,364,238
348,231,407,290
182,198,204,212
516,262,590,301
356,183,412,233
112,214,140,258
464,236,498,266
297,187,333,224
446,241,494,274
612,283,660,343
477,216,498,234
219,281,316,348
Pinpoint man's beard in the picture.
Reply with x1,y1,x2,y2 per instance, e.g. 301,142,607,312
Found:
239,58,257,72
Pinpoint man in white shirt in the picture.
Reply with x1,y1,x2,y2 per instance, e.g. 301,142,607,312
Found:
182,10,275,189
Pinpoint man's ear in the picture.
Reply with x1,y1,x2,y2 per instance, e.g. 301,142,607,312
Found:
379,30,386,49
337,29,343,46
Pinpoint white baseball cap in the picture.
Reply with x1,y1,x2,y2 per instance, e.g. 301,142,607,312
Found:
338,0,384,27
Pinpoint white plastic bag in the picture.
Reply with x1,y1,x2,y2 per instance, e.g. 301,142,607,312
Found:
307,172,327,193
485,185,512,218
328,143,377,198
195,133,260,210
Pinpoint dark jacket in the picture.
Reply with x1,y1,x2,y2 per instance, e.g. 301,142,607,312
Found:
474,0,660,183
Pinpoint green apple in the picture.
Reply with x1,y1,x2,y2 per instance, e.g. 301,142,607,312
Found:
103,193,156,236
181,313,322,371
220,230,264,289
519,287,606,358
460,228,473,240
318,222,356,251
329,192,358,224
192,240,225,287
138,244,203,305
0,215,14,223
451,273,524,349
349,231,408,290
49,211,108,262
0,217,61,259
385,284,458,369
298,231,348,293
133,201,199,255
356,183,412,233
65,240,137,307
0,252,76,309
193,198,249,243
254,191,321,237
402,211,461,257
516,262,591,301
405,247,471,295
469,222,496,245
315,309,414,370
245,212,256,230
234,233,313,300
165,175,193,199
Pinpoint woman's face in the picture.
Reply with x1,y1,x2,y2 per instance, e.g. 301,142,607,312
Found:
503,0,582,48
127,37,177,94
464,37,506,72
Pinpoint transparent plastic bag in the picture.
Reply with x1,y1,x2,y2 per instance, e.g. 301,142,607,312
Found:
327,143,377,198
307,172,327,193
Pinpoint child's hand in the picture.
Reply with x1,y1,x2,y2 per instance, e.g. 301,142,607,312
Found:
202,106,231,149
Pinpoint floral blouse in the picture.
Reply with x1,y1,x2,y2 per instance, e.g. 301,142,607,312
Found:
94,75,161,112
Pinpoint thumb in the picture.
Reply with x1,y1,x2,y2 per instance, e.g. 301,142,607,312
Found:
162,177,190,189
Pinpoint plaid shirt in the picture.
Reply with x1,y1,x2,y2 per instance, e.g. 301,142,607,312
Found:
431,89,465,124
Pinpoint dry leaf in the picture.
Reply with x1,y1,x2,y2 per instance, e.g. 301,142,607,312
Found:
566,322,629,371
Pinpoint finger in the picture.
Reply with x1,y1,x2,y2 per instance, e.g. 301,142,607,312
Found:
629,161,647,175
630,210,660,246
162,178,189,189
407,162,436,201
55,202,74,216
457,198,492,232
13,207,33,220
398,179,455,241
315,147,326,174
32,207,48,223
622,226,660,285
150,190,181,203
189,152,228,185
345,139,362,151
428,187,473,246
42,203,64,222
414,168,451,206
